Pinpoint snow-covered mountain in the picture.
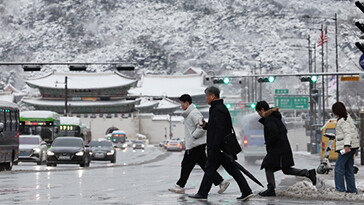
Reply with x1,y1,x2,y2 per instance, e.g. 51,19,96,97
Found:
0,0,362,106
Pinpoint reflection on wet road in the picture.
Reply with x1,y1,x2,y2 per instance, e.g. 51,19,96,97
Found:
0,147,361,204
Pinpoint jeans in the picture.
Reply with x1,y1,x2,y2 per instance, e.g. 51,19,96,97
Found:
176,144,223,188
335,148,358,193
265,167,309,190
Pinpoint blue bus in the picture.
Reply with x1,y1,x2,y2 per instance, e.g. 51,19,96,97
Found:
241,113,285,163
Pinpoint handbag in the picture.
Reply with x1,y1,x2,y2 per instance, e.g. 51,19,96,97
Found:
221,114,242,155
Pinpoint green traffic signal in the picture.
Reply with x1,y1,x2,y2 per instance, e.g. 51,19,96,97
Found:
250,103,256,109
268,76,275,83
223,77,230,84
226,103,232,109
310,75,318,83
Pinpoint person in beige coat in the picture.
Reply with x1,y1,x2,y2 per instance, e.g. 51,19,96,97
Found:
332,102,360,193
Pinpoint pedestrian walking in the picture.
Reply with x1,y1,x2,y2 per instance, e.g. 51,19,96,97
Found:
189,87,253,201
332,102,360,193
168,94,230,194
255,101,317,197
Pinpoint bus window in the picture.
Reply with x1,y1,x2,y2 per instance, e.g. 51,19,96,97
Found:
0,110,4,130
6,111,11,131
11,110,16,131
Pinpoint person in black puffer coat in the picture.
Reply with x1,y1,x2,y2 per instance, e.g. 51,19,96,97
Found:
255,101,317,197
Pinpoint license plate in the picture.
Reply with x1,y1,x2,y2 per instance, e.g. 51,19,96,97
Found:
95,153,104,158
58,155,70,160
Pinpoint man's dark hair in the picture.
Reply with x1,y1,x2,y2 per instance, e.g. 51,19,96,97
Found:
205,86,220,98
255,101,270,111
179,94,192,104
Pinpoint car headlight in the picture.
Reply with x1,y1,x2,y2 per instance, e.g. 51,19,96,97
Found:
89,152,93,155
133,144,136,148
75,151,84,156
33,148,41,153
107,150,115,155
122,144,127,148
141,144,145,147
47,150,54,156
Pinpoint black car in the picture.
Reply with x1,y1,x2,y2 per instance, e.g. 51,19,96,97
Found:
89,140,116,163
46,137,90,167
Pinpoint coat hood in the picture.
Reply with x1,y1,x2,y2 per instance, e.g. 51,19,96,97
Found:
182,104,196,118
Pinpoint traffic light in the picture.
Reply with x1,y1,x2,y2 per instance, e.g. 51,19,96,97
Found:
300,76,318,83
257,76,275,83
355,2,364,53
226,103,232,109
23,65,41,72
69,65,87,71
356,1,364,13
213,77,230,84
311,89,320,103
116,65,135,71
250,103,257,109
223,77,230,84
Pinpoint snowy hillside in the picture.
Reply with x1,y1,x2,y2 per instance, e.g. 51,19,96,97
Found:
0,0,362,106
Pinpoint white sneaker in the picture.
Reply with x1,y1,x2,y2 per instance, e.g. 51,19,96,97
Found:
168,184,185,194
218,180,230,194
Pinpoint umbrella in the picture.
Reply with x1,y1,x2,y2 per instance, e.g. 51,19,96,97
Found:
221,152,264,188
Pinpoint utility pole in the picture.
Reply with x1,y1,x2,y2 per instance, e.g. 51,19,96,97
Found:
335,13,339,102
64,76,68,116
308,35,314,152
259,60,262,101
321,24,326,125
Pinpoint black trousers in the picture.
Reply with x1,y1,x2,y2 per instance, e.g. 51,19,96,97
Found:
176,144,223,188
197,150,252,197
265,167,309,190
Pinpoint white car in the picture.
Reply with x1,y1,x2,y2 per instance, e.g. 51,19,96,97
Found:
18,135,48,165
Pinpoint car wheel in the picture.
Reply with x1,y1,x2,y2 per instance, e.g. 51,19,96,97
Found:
4,160,13,171
111,158,116,163
36,161,42,166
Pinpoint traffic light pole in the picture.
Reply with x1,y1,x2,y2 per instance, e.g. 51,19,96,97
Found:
64,76,68,116
335,13,339,102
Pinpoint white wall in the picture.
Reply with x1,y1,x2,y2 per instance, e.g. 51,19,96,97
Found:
79,114,185,144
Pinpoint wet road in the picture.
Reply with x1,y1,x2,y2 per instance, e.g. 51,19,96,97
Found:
0,147,362,204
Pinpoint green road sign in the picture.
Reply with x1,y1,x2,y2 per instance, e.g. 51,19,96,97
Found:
274,96,309,109
275,89,289,95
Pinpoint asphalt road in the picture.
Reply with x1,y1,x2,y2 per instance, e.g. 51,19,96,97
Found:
0,146,362,204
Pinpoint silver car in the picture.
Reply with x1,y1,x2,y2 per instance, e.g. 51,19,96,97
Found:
18,135,47,165
165,140,183,152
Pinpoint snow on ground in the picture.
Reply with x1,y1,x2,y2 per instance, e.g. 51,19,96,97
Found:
277,180,364,202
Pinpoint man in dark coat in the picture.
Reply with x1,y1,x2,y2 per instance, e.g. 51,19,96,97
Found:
189,86,253,201
255,101,317,197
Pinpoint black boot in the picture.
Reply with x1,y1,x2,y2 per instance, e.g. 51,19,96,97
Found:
188,194,207,201
258,189,276,197
308,169,317,186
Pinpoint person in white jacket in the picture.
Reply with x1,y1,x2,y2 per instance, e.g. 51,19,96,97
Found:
332,102,360,193
168,94,229,194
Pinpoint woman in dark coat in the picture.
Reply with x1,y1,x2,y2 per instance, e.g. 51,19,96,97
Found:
255,101,317,197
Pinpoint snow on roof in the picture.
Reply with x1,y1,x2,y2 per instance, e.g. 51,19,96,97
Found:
183,67,206,75
135,98,159,109
60,117,81,125
22,98,138,107
157,98,180,110
26,72,136,90
128,73,206,98
20,110,60,119
3,84,22,93
0,100,18,109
